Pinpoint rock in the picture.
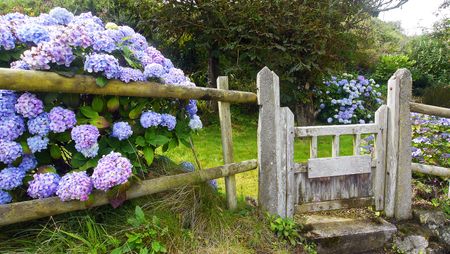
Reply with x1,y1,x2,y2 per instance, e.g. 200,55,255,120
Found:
394,235,428,254
413,209,450,247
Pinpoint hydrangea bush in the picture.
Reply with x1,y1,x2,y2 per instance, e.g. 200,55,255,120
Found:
315,74,384,125
0,8,203,205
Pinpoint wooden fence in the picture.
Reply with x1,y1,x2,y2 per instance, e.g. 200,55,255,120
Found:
0,68,257,226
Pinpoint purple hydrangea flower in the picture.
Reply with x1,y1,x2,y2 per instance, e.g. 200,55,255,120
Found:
27,172,60,199
160,113,176,131
28,112,50,136
79,143,99,158
49,7,74,25
140,111,162,128
180,161,195,172
21,40,75,70
49,106,77,133
27,135,49,153
0,90,17,118
0,140,22,164
92,152,132,191
16,24,50,44
0,24,15,50
0,167,25,190
71,125,100,158
92,31,117,53
189,115,203,130
56,171,93,201
0,114,25,141
18,154,38,172
0,190,12,204
112,122,133,141
162,68,186,85
15,93,44,118
186,100,198,118
143,63,165,79
84,53,121,79
119,67,145,83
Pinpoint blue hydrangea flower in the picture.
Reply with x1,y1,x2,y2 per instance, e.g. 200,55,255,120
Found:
160,114,176,131
144,63,165,79
140,111,162,128
49,7,74,25
0,114,25,141
92,31,117,53
186,100,198,118
18,154,38,172
27,135,49,153
162,68,187,85
28,112,50,136
92,152,132,191
16,24,50,44
0,167,25,190
189,115,203,130
0,90,17,118
119,67,145,83
0,190,12,204
49,106,77,133
84,53,121,79
27,172,60,199
56,171,93,201
180,161,195,172
0,140,22,164
15,92,44,118
71,125,100,158
0,24,15,50
79,143,99,158
112,122,133,141
209,179,218,190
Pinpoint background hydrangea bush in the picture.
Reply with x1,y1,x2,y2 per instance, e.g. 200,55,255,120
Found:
315,74,384,125
0,8,203,205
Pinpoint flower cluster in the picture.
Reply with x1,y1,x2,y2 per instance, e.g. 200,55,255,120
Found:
56,171,93,201
0,167,25,190
0,190,12,204
140,111,177,131
27,172,61,199
111,122,133,141
92,152,132,191
411,113,449,168
48,106,77,133
315,74,384,124
71,125,100,158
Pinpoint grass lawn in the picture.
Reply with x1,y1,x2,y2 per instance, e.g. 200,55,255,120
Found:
164,114,356,198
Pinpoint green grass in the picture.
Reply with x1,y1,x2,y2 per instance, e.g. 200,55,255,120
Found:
164,115,356,198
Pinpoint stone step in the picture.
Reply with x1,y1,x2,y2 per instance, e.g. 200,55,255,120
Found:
303,214,397,254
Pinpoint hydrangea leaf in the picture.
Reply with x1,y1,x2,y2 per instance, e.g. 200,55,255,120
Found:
92,96,105,112
143,147,154,166
95,76,108,87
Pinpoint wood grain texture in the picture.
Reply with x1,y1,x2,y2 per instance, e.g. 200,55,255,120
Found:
310,136,318,158
353,134,361,155
296,197,374,213
217,76,237,210
410,102,450,118
307,156,372,178
0,160,257,226
374,105,388,210
284,108,295,217
0,68,257,104
412,163,450,177
295,123,378,137
332,135,340,157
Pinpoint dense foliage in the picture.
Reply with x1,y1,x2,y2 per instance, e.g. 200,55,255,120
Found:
0,8,201,205
315,74,384,124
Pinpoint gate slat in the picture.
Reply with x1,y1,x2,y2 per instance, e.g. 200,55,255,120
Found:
332,135,340,157
308,156,372,178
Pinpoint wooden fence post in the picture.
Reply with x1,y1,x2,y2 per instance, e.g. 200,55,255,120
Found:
217,76,237,210
257,67,287,217
385,69,413,220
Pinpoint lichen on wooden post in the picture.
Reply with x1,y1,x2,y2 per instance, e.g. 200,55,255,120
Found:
217,76,237,210
385,69,413,220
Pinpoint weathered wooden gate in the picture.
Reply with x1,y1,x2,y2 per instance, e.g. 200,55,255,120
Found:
258,67,413,219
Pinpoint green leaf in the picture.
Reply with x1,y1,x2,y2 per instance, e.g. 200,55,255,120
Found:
90,116,110,129
129,104,146,119
139,247,149,254
144,129,156,143
96,76,108,87
92,96,105,112
79,159,98,171
71,152,89,168
50,145,62,159
148,135,170,147
107,97,120,112
80,106,99,119
121,142,135,154
135,136,146,147
135,206,146,224
143,147,154,165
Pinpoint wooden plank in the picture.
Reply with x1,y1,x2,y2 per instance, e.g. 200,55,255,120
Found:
310,136,318,158
295,197,374,213
0,68,257,104
353,134,361,155
295,123,379,137
217,76,237,210
0,160,257,226
294,163,308,173
257,67,285,216
294,173,372,203
385,69,412,220
284,108,295,217
374,105,388,210
332,135,340,157
410,102,450,118
412,163,450,177
307,156,372,178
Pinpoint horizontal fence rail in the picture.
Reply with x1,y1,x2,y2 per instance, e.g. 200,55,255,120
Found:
0,68,258,104
410,102,450,118
0,160,257,226
295,123,379,137
412,163,450,178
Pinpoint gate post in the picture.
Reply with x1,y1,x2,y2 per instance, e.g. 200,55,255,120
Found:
257,67,293,217
385,69,413,220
